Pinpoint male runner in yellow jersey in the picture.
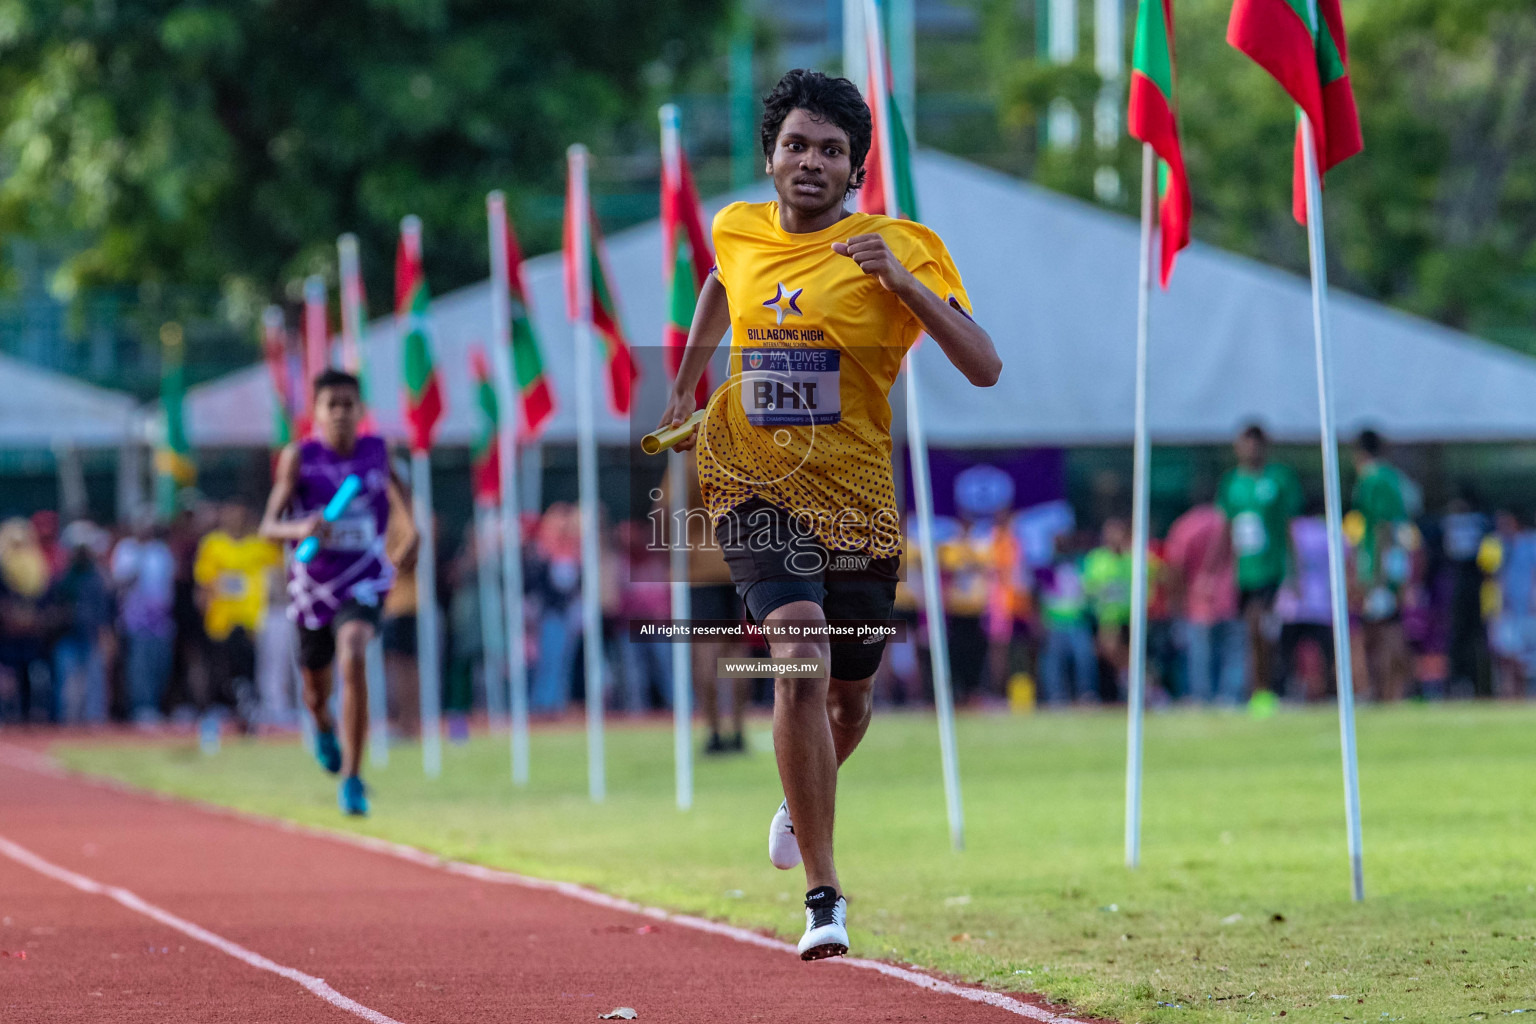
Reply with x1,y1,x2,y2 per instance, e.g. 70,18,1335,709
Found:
659,68,1001,960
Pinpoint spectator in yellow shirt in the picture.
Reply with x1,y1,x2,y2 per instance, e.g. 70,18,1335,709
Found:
194,503,281,728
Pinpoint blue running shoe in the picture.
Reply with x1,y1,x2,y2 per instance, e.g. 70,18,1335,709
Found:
339,775,368,817
315,729,342,775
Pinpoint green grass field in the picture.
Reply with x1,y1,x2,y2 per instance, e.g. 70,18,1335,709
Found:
54,703,1536,1024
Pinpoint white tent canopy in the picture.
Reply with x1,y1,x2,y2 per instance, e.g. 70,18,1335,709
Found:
0,352,142,449
184,150,1536,448
912,151,1536,445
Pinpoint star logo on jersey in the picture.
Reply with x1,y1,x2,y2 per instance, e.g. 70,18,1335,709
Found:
762,282,804,326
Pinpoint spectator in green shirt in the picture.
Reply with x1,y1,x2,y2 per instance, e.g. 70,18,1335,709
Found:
1083,517,1134,699
1036,533,1097,704
1351,429,1413,700
1216,424,1302,697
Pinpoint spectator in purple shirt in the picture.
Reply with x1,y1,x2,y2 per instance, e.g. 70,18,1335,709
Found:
111,517,177,724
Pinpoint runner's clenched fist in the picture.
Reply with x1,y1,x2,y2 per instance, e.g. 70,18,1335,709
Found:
831,234,915,295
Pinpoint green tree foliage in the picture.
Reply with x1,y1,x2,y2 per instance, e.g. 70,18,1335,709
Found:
994,0,1536,354
0,0,731,324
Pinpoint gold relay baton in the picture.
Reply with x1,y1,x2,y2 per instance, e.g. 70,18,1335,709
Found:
641,409,706,455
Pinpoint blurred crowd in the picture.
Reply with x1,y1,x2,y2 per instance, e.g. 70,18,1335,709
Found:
914,427,1522,709
0,497,691,736
0,494,728,737
0,427,1530,734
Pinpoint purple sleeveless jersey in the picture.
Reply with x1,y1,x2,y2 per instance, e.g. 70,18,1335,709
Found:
287,435,395,630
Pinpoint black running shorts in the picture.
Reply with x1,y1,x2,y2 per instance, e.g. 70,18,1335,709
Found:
713,497,899,681
690,583,744,623
297,600,382,672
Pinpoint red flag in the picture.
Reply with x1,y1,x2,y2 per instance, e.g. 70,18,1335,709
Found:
563,157,638,417
396,217,444,453
1128,0,1192,287
857,1,918,221
662,145,711,293
469,346,500,504
1228,0,1362,223
300,275,330,434
261,306,294,448
661,113,712,408
492,200,558,439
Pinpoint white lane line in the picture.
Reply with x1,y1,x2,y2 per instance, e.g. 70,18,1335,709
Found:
0,744,1089,1023
0,833,406,1024
362,842,1087,1022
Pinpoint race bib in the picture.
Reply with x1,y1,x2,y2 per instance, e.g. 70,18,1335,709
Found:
327,511,377,552
740,348,841,426
1232,511,1268,556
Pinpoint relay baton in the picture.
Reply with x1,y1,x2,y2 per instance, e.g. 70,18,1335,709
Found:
641,410,706,456
295,474,362,563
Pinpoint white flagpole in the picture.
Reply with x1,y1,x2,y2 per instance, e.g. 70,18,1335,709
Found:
904,367,965,851
864,0,964,851
1125,142,1155,869
843,0,867,87
365,636,388,767
668,453,694,811
337,234,364,374
487,191,532,786
412,448,442,778
401,215,443,779
475,500,507,723
568,145,608,804
1300,114,1365,902
660,104,695,812
304,275,329,374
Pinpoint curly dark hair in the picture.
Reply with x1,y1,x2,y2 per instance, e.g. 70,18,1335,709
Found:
759,69,872,197
313,367,361,396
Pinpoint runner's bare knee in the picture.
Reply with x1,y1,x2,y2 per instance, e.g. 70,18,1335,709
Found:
827,676,873,730
301,669,331,713
336,622,372,666
776,671,829,708
763,600,826,656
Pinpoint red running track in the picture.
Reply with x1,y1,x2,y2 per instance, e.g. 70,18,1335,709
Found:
0,744,1095,1024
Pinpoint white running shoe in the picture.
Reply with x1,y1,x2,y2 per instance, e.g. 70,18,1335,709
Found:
797,888,849,961
769,799,801,870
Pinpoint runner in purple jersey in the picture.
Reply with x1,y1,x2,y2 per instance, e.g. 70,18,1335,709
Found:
260,369,419,816
287,436,394,631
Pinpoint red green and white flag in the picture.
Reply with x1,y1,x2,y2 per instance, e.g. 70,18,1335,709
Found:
395,215,444,453
857,0,918,221
469,346,501,504
1228,0,1363,223
261,306,294,448
1128,0,1192,287
491,201,557,439
337,234,370,382
563,159,639,417
155,325,195,516
303,274,329,381
660,107,713,408
336,235,380,435
859,0,950,353
301,275,330,436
